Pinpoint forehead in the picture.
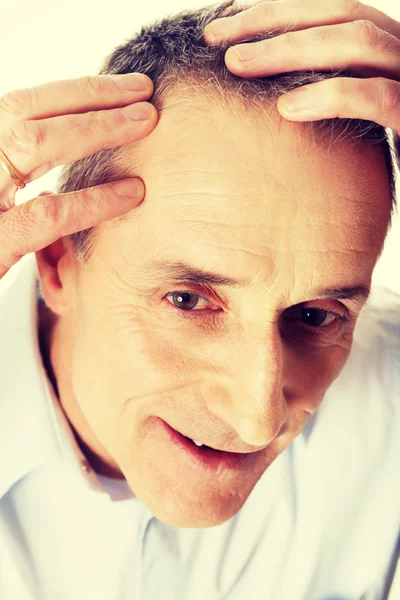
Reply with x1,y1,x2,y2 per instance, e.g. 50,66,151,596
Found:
98,90,390,296
122,86,389,216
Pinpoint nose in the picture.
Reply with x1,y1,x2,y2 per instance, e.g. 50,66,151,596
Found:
210,324,287,448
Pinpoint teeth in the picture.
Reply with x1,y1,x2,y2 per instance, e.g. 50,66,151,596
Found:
192,439,203,447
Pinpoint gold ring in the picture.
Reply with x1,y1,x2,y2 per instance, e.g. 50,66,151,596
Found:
0,148,26,189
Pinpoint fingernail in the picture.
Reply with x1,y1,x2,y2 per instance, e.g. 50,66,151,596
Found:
112,178,145,198
120,103,153,121
229,44,257,62
279,88,315,113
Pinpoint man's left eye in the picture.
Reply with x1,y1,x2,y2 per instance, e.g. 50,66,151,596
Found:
284,303,350,327
165,291,212,311
286,307,340,328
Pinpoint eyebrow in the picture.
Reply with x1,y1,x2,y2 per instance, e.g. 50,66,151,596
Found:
147,260,371,309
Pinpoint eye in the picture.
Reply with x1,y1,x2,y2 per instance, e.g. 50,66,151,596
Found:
165,290,218,312
284,305,349,331
163,290,351,336
299,307,337,327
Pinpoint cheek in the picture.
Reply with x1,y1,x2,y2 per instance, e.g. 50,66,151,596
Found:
70,296,201,435
283,330,354,414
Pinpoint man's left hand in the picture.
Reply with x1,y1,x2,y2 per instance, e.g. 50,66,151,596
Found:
204,0,400,134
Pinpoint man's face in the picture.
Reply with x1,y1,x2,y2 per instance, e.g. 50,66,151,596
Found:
37,89,391,528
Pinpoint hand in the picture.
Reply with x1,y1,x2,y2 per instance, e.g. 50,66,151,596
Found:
0,73,158,279
204,0,400,134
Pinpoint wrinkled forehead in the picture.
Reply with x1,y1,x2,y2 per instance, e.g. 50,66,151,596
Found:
96,90,391,285
120,86,390,212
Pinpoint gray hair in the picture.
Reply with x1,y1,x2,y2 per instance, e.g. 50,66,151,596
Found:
57,0,398,262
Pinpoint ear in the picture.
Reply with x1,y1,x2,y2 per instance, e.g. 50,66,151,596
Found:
35,191,77,317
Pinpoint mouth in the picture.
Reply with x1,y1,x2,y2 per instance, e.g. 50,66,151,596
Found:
158,419,258,475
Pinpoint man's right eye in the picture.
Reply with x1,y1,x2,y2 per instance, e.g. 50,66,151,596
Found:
164,290,222,316
165,290,209,311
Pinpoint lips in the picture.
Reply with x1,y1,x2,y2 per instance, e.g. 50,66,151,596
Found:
184,436,205,448
182,434,214,450
177,429,234,453
160,418,276,454
159,419,256,474
174,427,263,454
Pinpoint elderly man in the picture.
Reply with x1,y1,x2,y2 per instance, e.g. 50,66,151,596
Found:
0,0,399,598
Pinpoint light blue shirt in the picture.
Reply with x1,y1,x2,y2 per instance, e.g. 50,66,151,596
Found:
1,254,399,599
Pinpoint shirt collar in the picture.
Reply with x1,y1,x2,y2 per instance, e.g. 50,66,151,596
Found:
0,254,134,503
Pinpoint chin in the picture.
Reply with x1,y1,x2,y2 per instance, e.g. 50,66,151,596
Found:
116,418,286,527
133,478,249,528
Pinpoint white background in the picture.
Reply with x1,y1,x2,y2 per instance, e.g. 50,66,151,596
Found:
0,0,399,294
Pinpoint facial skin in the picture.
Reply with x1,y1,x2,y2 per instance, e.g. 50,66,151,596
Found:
35,87,391,528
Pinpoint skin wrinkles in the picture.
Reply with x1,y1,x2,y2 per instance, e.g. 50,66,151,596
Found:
35,86,391,528
157,180,380,256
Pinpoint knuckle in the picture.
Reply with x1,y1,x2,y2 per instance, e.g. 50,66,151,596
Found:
258,1,272,21
380,29,400,56
27,195,63,230
330,78,352,108
88,108,113,133
0,87,35,117
73,186,106,223
80,75,111,98
376,78,400,117
281,30,298,50
307,25,329,45
296,0,312,11
337,0,361,16
64,112,87,138
352,19,382,48
83,186,103,214
66,109,108,139
5,120,46,155
102,74,128,95
333,78,349,97
320,78,344,108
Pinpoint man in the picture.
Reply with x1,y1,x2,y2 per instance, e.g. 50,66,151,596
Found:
0,0,399,598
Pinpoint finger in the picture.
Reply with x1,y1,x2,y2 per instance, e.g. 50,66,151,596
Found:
0,101,158,185
204,0,400,44
0,189,54,213
0,73,154,126
0,178,145,277
276,76,400,133
224,20,400,79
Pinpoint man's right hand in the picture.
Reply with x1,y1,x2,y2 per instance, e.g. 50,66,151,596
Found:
0,73,157,279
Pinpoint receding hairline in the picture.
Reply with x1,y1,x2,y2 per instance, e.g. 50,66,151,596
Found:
58,0,397,262
112,77,394,194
